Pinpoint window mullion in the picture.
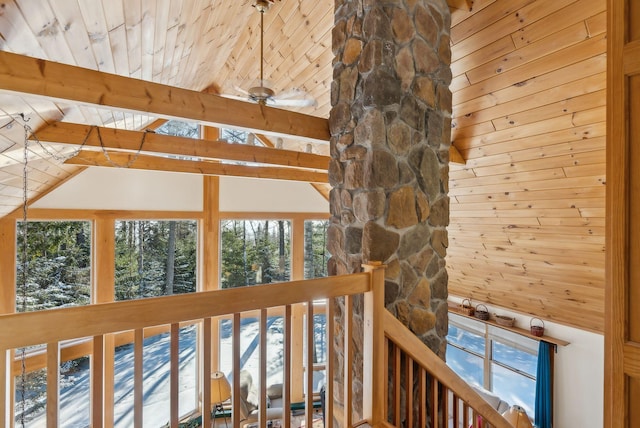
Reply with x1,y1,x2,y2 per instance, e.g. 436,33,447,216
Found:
484,324,491,390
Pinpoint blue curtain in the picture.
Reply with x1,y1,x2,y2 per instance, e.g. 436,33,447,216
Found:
535,341,553,428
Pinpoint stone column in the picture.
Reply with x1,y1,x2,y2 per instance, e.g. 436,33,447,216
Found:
328,0,451,424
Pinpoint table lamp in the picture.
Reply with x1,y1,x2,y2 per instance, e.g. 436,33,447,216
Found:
210,371,231,427
502,405,533,428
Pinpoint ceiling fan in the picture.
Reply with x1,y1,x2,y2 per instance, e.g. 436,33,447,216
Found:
224,0,316,108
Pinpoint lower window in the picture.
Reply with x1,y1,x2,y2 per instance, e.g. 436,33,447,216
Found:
446,313,538,416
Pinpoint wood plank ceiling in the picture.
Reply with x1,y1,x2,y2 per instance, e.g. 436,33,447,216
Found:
0,0,607,332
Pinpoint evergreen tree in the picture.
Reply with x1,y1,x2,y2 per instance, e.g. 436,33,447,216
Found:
16,221,91,312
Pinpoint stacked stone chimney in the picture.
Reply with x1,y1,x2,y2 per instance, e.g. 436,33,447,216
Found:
328,0,452,424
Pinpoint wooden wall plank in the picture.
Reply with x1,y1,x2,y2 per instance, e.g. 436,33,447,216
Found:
456,33,606,104
452,0,576,60
466,21,590,84
512,0,605,48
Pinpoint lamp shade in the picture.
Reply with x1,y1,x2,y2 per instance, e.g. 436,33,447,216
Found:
211,371,231,404
502,405,533,428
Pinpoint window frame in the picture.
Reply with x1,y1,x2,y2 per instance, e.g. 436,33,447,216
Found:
216,212,330,401
447,312,540,415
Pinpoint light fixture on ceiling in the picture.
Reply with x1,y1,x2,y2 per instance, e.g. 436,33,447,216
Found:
223,1,316,108
249,0,275,105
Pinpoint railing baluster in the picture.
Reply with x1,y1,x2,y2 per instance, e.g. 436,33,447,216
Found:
463,402,470,428
46,342,59,428
283,305,292,428
442,384,449,428
202,318,212,428
306,300,314,428
170,323,179,427
419,368,427,427
0,348,10,428
291,303,305,402
343,295,353,428
259,308,267,428
92,334,104,428
232,313,241,427
104,334,115,427
452,393,459,428
383,337,389,424
406,357,413,428
134,328,143,428
431,375,438,428
393,345,401,426
325,299,334,428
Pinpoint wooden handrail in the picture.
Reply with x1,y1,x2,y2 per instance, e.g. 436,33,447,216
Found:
383,311,513,428
1,266,516,428
0,273,369,350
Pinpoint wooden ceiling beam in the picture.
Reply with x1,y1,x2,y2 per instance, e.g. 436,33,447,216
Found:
35,122,329,170
65,150,328,183
450,145,466,165
0,51,329,143
255,133,331,201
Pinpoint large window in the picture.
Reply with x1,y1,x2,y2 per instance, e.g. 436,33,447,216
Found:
217,217,329,399
304,220,329,279
115,220,198,300
14,221,92,426
220,220,291,288
446,313,538,416
114,219,198,425
156,120,199,139
16,221,91,312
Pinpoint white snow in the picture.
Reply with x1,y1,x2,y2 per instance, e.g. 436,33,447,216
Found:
22,316,326,427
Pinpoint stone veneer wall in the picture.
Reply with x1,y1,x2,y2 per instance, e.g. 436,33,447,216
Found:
328,0,452,424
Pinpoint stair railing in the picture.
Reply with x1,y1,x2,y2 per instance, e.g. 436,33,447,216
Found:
357,262,512,428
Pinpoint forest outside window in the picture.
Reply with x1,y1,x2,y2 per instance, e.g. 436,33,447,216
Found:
114,220,198,300
220,219,291,288
304,219,329,279
217,217,330,399
113,219,199,424
16,220,92,312
14,220,92,425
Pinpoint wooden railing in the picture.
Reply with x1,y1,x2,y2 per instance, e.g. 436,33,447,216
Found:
0,272,370,428
380,312,513,428
0,264,512,428
358,264,512,428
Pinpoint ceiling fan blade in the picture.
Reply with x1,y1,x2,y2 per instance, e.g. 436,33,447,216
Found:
219,93,254,103
273,88,308,100
268,97,317,107
232,83,250,96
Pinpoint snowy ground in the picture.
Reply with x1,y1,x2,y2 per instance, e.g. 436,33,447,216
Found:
23,317,325,427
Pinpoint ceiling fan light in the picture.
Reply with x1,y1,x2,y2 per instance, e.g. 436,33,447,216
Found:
248,85,275,101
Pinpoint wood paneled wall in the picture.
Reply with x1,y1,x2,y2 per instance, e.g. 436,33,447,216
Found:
446,0,607,332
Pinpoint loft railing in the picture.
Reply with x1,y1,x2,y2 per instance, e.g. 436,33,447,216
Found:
359,265,512,428
0,264,511,428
